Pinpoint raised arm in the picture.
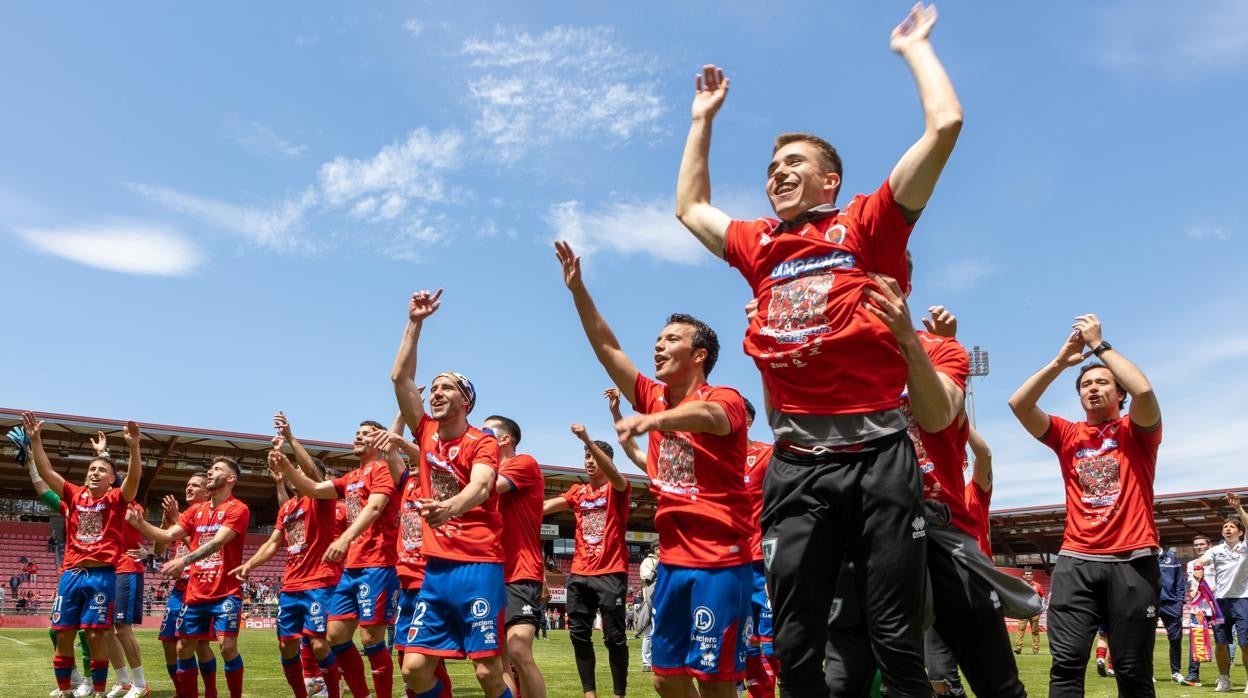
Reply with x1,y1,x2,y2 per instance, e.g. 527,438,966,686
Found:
126,506,187,546
120,421,143,503
391,289,441,434
151,495,180,556
1229,493,1248,536
276,449,338,500
886,3,963,214
967,426,992,491
675,64,733,258
1008,331,1086,439
367,429,409,491
554,241,640,404
864,275,963,431
1073,314,1160,429
573,423,629,492
22,413,65,497
605,388,648,470
275,412,324,483
420,462,496,527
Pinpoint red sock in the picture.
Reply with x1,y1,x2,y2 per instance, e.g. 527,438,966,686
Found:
301,640,320,679
283,657,310,698
364,642,393,698
224,661,244,698
90,659,110,695
332,642,371,698
324,660,342,698
1096,646,1107,660
435,659,453,698
53,655,75,691
746,654,776,697
200,660,218,698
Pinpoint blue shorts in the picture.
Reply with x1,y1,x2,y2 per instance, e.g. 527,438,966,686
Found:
405,558,504,659
651,563,750,681
278,587,333,640
113,572,144,625
177,595,242,639
394,586,423,650
747,561,774,656
51,567,116,630
1216,598,1248,646
329,567,398,627
160,587,185,641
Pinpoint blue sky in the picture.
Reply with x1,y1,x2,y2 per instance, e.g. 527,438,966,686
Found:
3,2,1245,507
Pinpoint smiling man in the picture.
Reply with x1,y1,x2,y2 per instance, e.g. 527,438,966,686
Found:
1009,314,1162,697
671,5,962,696
556,241,751,698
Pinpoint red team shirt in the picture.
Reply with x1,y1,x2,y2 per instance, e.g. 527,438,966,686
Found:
332,459,399,569
562,481,630,577
177,497,250,604
902,331,977,538
116,502,147,574
498,453,546,583
633,373,752,568
1042,414,1162,555
963,481,993,558
274,494,340,592
724,180,914,416
397,469,426,589
744,441,774,562
415,415,502,563
59,482,129,570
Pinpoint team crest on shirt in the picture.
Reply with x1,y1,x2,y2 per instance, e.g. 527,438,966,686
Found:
656,434,698,497
824,224,847,245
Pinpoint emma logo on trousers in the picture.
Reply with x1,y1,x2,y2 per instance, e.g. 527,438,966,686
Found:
910,516,927,540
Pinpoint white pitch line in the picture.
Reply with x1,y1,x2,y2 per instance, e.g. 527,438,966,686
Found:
0,633,31,645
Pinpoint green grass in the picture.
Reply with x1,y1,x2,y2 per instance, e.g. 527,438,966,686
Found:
0,628,1231,696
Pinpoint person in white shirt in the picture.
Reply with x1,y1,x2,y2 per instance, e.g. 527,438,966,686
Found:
1190,493,1248,692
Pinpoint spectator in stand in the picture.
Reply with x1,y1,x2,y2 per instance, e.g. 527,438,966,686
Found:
48,534,58,552
25,559,39,585
9,573,20,597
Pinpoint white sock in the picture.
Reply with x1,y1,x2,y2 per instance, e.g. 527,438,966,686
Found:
131,666,145,686
70,668,84,684
116,666,130,684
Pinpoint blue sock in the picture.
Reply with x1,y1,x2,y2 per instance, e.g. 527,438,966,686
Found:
497,688,513,698
413,681,443,698
331,641,354,657
281,654,299,668
223,655,243,673
197,657,217,675
317,653,338,670
362,641,387,657
177,657,197,674
166,663,177,680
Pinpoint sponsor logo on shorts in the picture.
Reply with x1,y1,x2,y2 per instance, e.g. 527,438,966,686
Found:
693,606,715,633
700,650,716,667
310,602,322,616
1146,605,1156,619
910,516,927,540
222,598,236,612
521,604,533,616
471,598,490,619
93,593,107,605
990,590,1001,610
359,584,371,599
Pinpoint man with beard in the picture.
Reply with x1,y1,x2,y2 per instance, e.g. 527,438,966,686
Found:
130,457,250,698
24,413,143,698
556,241,751,698
391,289,510,698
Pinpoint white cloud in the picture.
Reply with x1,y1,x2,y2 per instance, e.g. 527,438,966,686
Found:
226,119,307,158
130,184,316,251
381,216,447,262
403,18,424,36
1094,0,1248,77
462,26,664,160
1185,225,1232,241
317,128,462,207
14,223,200,276
547,198,707,266
937,257,995,292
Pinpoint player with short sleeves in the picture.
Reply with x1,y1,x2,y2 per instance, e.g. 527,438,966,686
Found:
230,439,344,698
555,242,752,698
277,419,402,698
1189,494,1248,691
740,399,776,698
391,288,512,698
544,424,632,698
487,414,549,698
24,413,144,698
132,456,250,698
1010,313,1163,695
673,6,963,695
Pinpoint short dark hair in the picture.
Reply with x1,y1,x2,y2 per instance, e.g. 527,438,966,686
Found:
485,415,522,446
1226,517,1246,535
589,440,615,459
211,456,241,478
666,313,720,376
773,132,843,204
358,420,385,431
1194,534,1212,545
1075,363,1127,410
88,456,116,473
744,398,756,423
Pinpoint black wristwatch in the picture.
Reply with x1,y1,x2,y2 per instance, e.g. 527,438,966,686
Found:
1092,341,1112,357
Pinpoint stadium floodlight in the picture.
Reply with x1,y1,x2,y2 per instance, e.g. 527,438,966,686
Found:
966,345,989,426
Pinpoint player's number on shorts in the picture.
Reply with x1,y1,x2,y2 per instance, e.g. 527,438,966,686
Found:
412,601,427,626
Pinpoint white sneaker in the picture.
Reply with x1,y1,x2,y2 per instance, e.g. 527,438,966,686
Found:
50,690,70,698
73,681,94,698
105,684,132,698
1217,675,1234,692
122,685,151,698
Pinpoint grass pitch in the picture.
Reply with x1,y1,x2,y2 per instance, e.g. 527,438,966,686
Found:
0,628,1229,696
